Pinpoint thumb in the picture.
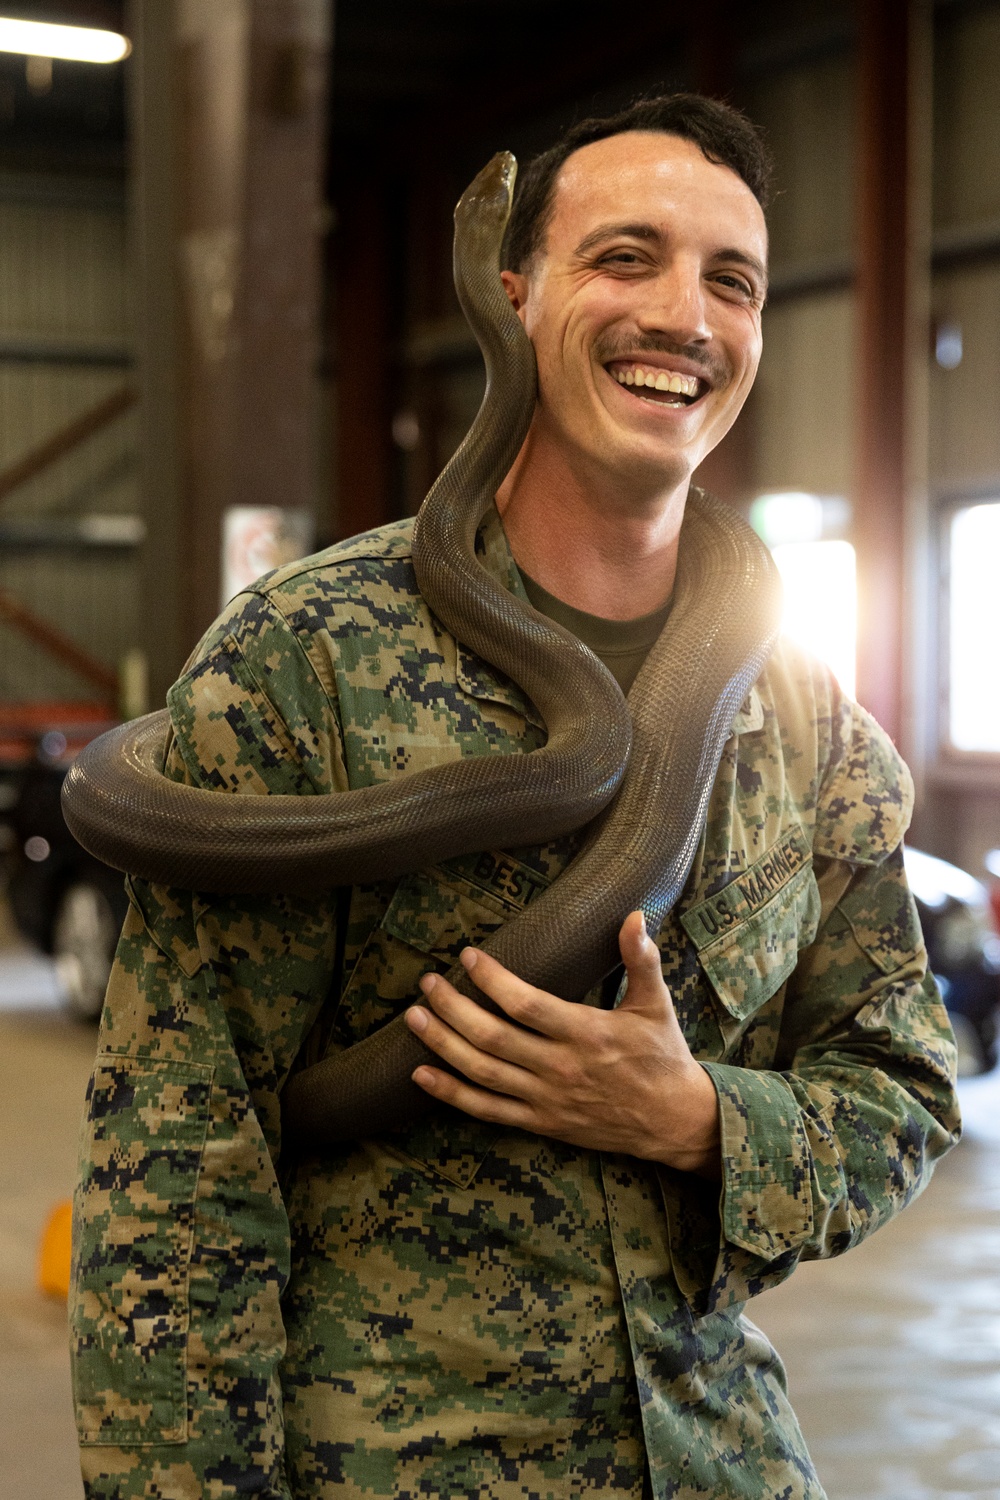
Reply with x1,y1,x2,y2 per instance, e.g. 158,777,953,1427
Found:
617,910,669,1010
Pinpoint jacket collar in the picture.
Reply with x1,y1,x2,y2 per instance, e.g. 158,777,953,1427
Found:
454,503,766,738
455,506,545,728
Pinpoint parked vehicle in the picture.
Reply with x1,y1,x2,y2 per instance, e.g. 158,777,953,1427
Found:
904,846,1000,1074
2,711,125,1021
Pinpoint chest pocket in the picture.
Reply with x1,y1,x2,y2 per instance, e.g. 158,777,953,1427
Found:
331,850,554,1189
681,826,821,1027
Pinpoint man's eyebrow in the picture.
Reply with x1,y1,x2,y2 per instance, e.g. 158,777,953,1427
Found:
574,223,769,289
573,222,662,256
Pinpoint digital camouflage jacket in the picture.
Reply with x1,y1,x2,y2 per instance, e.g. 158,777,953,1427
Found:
70,506,960,1500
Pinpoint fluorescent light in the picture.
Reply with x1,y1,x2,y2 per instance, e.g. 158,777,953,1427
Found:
0,17,130,63
750,491,823,547
750,490,851,548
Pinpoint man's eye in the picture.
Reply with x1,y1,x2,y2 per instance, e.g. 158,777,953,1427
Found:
598,250,644,267
714,274,755,299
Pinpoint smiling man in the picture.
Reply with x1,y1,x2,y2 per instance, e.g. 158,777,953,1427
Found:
497,129,766,620
71,96,959,1500
402,125,772,1180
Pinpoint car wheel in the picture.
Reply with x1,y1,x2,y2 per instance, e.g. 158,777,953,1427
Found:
52,880,121,1022
978,1004,1000,1073
949,1012,990,1078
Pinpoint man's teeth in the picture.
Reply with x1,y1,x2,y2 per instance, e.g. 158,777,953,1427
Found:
612,366,700,397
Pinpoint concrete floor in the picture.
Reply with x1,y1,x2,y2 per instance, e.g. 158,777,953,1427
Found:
754,1071,1000,1500
0,901,95,1500
1,908,999,1500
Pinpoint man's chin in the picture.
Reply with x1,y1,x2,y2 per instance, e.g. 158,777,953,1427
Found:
590,439,695,504
600,416,704,486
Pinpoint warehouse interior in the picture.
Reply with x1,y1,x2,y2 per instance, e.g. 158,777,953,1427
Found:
2,0,1000,1496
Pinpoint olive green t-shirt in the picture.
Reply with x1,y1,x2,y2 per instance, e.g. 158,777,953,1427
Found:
517,567,671,695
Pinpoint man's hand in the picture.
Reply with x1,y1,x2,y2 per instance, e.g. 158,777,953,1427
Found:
404,911,721,1176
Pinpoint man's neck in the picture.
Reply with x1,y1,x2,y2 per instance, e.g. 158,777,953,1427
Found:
495,433,690,621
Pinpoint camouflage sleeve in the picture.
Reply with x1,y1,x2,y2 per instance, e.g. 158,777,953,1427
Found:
697,839,960,1313
70,592,345,1499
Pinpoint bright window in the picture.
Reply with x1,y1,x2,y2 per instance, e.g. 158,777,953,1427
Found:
948,502,1000,753
771,540,857,698
750,492,857,698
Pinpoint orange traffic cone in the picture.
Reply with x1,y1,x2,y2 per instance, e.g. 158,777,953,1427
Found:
37,1199,73,1299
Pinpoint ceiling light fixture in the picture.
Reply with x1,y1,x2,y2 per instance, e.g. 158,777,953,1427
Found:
0,17,130,64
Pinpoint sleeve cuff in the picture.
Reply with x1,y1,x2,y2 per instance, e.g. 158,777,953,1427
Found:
702,1062,814,1258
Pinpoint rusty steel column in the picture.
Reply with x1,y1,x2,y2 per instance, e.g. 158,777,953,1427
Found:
177,0,330,642
132,0,331,704
853,0,931,745
332,172,393,539
131,0,185,708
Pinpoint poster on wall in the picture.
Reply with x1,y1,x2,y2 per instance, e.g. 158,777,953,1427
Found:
221,507,315,608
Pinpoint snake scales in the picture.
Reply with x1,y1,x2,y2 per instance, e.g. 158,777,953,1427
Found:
61,152,782,1147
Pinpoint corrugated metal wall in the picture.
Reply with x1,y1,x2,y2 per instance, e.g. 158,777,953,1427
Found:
746,48,857,496
745,6,1000,503
0,176,137,704
931,6,1000,493
753,289,856,496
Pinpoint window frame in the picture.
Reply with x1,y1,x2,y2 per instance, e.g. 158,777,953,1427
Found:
933,486,1000,774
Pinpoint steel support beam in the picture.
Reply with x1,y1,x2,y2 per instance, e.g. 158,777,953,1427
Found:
332,171,393,537
131,0,330,707
853,0,931,748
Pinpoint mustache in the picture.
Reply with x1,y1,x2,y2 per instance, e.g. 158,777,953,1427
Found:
594,333,728,387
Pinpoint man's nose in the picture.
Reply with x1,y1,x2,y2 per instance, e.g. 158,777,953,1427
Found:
637,261,711,345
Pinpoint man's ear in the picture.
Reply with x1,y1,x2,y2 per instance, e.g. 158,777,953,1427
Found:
500,269,529,318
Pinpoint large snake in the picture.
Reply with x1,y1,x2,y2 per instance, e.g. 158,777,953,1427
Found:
62,152,782,1148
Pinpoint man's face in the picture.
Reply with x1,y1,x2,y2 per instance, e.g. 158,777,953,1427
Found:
502,130,768,496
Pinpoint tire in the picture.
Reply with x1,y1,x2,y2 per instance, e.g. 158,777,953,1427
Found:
978,1002,1000,1074
52,879,122,1022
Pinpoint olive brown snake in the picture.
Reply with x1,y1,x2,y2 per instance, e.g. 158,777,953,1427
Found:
61,152,782,1146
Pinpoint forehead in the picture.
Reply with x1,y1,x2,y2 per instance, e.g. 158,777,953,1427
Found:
546,130,767,254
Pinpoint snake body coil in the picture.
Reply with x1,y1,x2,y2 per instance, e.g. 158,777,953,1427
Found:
62,152,782,1148
61,157,629,899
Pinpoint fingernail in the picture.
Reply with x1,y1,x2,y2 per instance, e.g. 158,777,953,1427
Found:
419,972,437,995
638,912,651,948
460,947,478,971
406,1006,428,1033
412,1066,435,1088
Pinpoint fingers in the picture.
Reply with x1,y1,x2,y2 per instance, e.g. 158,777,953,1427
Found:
618,908,651,966
406,980,537,1096
618,910,673,1012
410,1063,533,1128
455,947,583,1041
406,965,543,1126
410,964,555,1068
617,906,665,978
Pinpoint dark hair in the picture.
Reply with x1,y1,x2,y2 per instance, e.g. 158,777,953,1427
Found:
502,93,773,272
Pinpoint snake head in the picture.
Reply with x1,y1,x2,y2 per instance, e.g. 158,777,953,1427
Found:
454,151,518,244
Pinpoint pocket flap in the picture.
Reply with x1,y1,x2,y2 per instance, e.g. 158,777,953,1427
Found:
837,843,922,974
381,869,493,956
682,829,819,1021
382,850,551,957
